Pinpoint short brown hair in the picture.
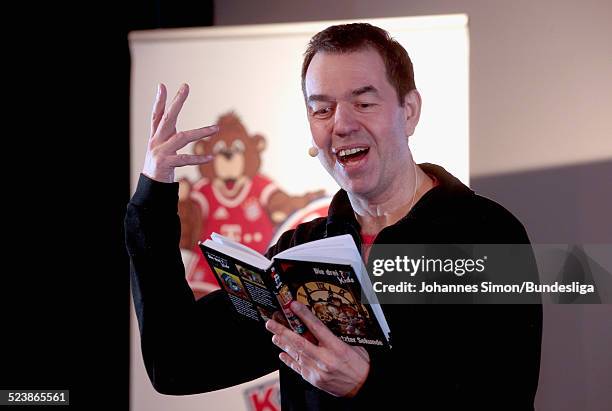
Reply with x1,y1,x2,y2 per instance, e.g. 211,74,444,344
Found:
301,23,416,105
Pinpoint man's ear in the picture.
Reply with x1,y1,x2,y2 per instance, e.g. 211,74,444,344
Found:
403,89,422,137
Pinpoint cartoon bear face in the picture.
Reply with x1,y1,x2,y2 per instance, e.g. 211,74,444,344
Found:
194,112,265,182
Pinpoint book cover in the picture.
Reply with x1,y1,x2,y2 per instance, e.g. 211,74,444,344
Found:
199,234,392,349
201,246,280,323
272,258,390,348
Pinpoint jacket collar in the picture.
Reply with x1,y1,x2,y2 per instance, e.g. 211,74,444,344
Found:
324,163,473,241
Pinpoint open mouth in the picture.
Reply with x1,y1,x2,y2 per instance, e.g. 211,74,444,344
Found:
335,146,370,165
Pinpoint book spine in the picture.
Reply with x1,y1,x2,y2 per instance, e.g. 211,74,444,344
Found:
270,267,307,335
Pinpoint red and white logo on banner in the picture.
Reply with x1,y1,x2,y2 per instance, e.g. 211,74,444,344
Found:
243,379,280,411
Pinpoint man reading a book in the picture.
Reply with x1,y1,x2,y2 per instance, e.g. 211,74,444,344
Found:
126,23,542,409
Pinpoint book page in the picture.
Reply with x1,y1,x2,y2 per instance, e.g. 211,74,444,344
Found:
201,238,271,270
210,232,269,260
274,234,356,258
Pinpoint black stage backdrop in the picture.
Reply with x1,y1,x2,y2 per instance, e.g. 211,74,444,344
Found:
2,1,213,409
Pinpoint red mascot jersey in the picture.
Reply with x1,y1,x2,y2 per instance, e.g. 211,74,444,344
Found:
185,174,278,293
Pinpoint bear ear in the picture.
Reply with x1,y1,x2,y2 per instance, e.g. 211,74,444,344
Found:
254,134,266,152
194,140,207,155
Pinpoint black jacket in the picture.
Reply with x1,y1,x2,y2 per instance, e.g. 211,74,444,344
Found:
125,163,542,410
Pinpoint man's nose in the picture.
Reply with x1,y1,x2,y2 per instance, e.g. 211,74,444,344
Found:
333,104,360,138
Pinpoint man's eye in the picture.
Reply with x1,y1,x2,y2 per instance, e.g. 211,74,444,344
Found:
313,107,332,117
357,103,375,109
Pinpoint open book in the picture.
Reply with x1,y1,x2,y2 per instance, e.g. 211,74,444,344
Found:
199,233,392,349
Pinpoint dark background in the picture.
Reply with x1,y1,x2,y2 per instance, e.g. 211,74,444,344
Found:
2,1,213,408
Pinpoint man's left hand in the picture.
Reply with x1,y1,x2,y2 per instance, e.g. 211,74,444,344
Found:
266,301,370,397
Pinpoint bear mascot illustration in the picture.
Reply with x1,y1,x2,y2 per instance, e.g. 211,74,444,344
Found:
179,112,328,298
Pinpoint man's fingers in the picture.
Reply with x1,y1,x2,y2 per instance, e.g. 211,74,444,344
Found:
278,352,302,375
352,346,370,363
272,334,318,369
290,301,339,347
155,83,190,142
167,154,214,168
268,312,317,345
279,352,302,375
150,83,167,139
265,318,289,335
163,125,219,152
266,319,321,361
272,311,290,328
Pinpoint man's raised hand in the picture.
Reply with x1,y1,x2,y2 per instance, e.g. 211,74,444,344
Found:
143,83,217,183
